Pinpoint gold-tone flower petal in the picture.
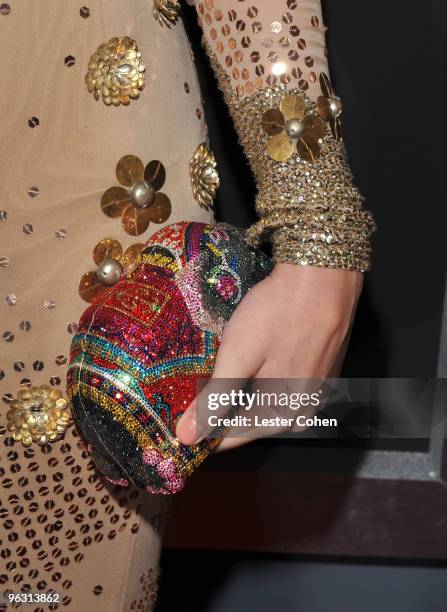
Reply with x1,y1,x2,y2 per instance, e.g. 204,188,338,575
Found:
148,192,172,224
330,116,342,141
122,204,151,235
39,385,52,397
261,109,285,135
297,136,320,163
319,72,333,99
267,133,294,162
116,155,145,187
101,186,131,218
144,160,166,191
303,115,326,140
17,389,32,401
280,94,306,120
153,0,180,28
79,271,108,303
316,95,331,121
93,238,123,265
121,243,144,273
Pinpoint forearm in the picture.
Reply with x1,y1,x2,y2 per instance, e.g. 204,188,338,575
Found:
196,0,375,271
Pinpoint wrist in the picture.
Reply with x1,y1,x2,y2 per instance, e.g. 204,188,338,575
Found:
271,262,364,320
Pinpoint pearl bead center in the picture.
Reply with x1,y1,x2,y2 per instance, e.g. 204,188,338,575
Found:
284,118,305,140
130,180,156,209
96,258,123,286
329,97,342,118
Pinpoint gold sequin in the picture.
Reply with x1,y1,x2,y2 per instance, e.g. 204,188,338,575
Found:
101,186,131,218
260,108,284,135
144,160,166,192
79,239,143,303
93,238,123,265
44,299,56,311
153,0,180,28
147,193,172,224
303,114,326,139
27,186,39,198
267,133,294,162
116,155,144,187
189,142,220,210
55,228,67,240
78,270,105,304
4,294,17,307
101,156,171,236
296,136,320,163
280,93,305,119
6,386,72,448
120,243,144,269
122,206,152,237
85,37,145,106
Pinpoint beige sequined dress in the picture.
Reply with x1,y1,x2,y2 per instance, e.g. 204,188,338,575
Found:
1,0,373,609
0,1,214,610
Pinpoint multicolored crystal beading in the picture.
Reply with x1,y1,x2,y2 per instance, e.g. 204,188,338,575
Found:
67,222,272,494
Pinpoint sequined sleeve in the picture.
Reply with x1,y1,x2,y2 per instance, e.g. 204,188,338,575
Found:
195,0,375,271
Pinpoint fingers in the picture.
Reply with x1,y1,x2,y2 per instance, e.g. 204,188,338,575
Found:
175,323,265,445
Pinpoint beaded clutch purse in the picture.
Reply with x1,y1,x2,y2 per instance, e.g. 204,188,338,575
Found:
67,222,272,494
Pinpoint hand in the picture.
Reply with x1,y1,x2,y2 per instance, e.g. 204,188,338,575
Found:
175,263,363,450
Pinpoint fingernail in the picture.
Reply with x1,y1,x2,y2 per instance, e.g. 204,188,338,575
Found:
176,417,197,445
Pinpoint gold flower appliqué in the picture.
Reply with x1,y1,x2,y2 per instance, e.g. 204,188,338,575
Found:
6,386,72,447
79,238,143,303
85,36,146,106
153,0,180,28
261,94,326,163
190,143,220,210
101,156,172,235
316,72,343,140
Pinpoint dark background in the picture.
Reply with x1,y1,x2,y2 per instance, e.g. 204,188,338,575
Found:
156,2,447,611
